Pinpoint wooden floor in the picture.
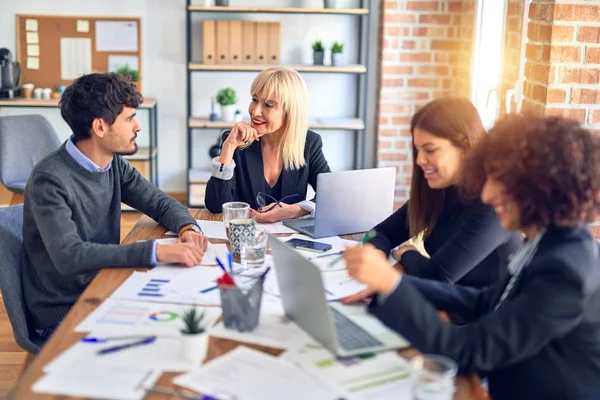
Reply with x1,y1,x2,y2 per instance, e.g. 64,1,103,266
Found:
0,211,141,399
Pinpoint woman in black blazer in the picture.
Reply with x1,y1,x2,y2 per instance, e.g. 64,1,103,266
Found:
344,115,600,400
204,67,331,222
344,98,521,294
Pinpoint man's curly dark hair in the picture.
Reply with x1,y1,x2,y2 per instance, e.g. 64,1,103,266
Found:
59,73,143,141
462,115,600,228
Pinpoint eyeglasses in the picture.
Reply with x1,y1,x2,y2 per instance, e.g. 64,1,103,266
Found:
256,192,299,212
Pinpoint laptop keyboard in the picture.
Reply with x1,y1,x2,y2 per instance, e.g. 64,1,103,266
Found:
330,307,383,351
299,224,315,234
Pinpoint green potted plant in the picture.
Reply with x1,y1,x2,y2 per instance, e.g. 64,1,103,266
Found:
216,87,237,123
331,41,345,67
115,64,140,90
324,0,340,8
180,308,209,365
312,40,325,65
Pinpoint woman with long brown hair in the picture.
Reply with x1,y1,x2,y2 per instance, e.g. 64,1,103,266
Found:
345,98,520,301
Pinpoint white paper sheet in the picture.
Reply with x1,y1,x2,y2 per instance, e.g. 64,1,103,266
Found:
166,220,227,239
323,270,368,301
44,336,199,372
26,44,39,56
60,38,91,79
173,347,341,400
283,343,413,400
33,364,159,400
26,31,38,44
209,309,318,350
109,271,205,305
257,221,298,234
75,299,221,336
108,55,139,72
26,57,39,70
96,21,138,52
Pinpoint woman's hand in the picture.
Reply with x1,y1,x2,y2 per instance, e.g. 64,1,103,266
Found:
392,244,418,261
223,121,261,149
250,203,308,223
344,244,401,294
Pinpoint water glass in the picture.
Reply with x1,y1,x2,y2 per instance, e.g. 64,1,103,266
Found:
222,202,250,238
411,354,457,400
241,227,268,269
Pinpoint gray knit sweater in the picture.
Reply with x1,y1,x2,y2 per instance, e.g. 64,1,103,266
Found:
22,142,196,330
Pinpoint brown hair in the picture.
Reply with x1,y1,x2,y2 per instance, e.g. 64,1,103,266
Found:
408,98,485,238
463,115,600,228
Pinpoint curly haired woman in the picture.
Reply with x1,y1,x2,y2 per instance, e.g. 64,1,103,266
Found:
344,115,600,400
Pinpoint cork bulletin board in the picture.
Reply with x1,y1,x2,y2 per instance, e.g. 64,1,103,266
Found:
16,15,142,92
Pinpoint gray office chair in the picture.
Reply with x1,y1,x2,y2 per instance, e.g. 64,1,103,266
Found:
0,115,61,205
0,205,43,353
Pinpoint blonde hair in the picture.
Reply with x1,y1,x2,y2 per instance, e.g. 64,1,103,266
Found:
249,67,308,170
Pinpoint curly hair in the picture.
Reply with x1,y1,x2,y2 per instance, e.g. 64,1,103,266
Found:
59,73,143,141
463,115,600,228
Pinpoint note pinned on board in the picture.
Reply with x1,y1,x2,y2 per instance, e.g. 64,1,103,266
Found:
27,57,39,70
26,31,39,44
76,19,90,33
25,19,38,32
60,38,91,80
27,44,40,57
96,21,138,52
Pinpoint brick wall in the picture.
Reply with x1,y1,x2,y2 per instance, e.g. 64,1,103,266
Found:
500,0,526,116
377,0,476,206
523,0,600,134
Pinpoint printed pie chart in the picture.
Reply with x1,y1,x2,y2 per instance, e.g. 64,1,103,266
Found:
148,311,178,322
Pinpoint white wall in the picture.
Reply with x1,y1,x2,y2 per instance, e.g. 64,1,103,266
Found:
0,0,361,191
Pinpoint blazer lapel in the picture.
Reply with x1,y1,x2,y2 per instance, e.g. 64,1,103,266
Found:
246,142,265,206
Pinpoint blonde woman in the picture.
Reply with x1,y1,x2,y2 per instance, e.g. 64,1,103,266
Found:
205,67,331,223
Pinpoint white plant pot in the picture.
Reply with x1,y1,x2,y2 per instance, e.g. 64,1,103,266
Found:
332,53,345,67
221,105,237,123
180,332,209,366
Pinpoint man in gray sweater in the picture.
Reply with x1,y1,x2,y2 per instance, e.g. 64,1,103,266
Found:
22,73,208,340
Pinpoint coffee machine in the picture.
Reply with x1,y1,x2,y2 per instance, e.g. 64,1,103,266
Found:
0,48,21,99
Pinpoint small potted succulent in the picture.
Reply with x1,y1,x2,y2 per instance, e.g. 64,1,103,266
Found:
216,87,237,123
331,42,345,67
312,40,325,65
180,308,209,365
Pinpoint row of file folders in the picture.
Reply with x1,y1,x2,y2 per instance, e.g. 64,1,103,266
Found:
202,20,280,65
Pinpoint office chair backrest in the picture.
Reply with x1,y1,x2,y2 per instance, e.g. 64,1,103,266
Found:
0,114,61,190
0,205,42,353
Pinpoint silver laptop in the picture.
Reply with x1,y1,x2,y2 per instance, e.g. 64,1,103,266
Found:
269,236,409,357
283,168,396,238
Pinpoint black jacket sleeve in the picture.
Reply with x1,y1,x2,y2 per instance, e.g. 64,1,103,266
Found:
369,203,410,256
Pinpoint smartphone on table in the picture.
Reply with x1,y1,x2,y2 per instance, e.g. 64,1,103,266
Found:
285,238,333,253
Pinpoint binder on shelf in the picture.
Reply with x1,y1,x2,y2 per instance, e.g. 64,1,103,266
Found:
202,20,216,64
255,22,269,65
267,22,281,64
229,21,242,64
216,20,230,64
242,21,255,64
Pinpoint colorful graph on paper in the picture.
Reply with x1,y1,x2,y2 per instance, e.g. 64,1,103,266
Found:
136,278,169,298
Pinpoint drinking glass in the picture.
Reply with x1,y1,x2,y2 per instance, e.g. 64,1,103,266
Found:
240,227,268,269
222,202,250,239
411,354,457,400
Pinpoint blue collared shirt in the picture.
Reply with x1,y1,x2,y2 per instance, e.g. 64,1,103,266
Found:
65,136,158,265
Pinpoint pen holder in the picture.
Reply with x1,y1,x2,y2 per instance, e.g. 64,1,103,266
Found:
219,275,264,332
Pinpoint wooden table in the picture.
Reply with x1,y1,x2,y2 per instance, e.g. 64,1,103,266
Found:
11,210,488,400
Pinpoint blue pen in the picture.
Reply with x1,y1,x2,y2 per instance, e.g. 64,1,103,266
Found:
200,285,218,293
215,257,228,274
259,266,271,280
82,335,147,343
227,252,234,273
96,336,156,355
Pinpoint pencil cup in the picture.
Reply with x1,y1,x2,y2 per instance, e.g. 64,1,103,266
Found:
219,275,264,332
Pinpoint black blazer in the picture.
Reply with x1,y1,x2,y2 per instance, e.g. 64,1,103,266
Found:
370,226,600,400
204,130,331,213
369,188,521,288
